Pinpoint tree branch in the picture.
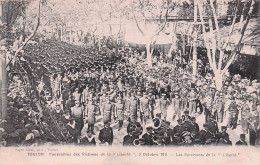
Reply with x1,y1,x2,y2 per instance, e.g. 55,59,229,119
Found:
14,0,41,60
208,18,217,71
134,13,145,36
222,0,241,50
154,2,170,36
197,0,216,73
221,0,254,75
218,50,224,71
209,0,220,42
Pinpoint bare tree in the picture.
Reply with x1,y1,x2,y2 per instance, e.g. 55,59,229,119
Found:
197,0,255,91
0,0,42,119
129,0,172,67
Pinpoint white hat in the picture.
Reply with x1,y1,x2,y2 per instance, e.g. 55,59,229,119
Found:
25,133,35,141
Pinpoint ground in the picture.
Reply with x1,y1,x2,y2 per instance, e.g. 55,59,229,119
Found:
80,104,247,146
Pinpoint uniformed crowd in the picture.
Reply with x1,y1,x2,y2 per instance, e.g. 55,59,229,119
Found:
1,39,260,147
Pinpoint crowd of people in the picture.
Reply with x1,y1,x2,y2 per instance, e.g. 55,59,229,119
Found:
0,38,259,147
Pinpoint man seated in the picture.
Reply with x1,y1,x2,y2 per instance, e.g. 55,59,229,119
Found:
235,134,248,146
199,123,216,145
79,130,96,146
98,122,113,146
182,110,191,123
123,128,136,146
142,126,154,146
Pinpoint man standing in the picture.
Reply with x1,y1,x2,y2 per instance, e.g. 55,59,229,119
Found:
226,95,238,129
98,122,113,145
240,97,251,134
85,98,98,134
102,96,113,124
71,102,84,131
140,92,150,125
160,93,170,121
188,88,197,116
213,92,225,123
129,92,139,122
148,91,155,119
172,91,181,121
115,98,124,131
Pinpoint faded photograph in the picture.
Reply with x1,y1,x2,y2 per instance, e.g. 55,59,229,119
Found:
0,0,259,148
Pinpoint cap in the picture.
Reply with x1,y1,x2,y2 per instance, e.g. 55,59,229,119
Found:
240,134,245,138
146,126,153,131
177,119,182,122
165,121,171,125
184,110,189,114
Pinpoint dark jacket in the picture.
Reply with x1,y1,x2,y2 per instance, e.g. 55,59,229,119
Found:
123,135,135,146
142,133,154,146
235,140,248,146
99,127,113,145
80,136,96,146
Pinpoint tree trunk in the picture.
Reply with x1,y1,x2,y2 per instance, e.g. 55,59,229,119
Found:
69,28,72,44
193,1,198,81
115,45,118,57
167,43,175,58
182,34,186,55
192,40,197,80
0,48,7,119
215,73,223,91
146,43,152,67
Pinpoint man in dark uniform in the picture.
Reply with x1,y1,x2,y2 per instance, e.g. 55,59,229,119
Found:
61,110,71,125
217,126,229,139
199,123,215,145
182,110,192,124
216,126,232,146
140,92,150,125
66,118,80,143
52,104,63,121
235,134,248,146
172,91,181,121
207,115,219,136
148,91,155,119
172,119,185,135
163,121,172,146
79,130,96,146
142,126,154,146
188,117,200,138
98,122,113,145
123,129,135,146
227,95,238,129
